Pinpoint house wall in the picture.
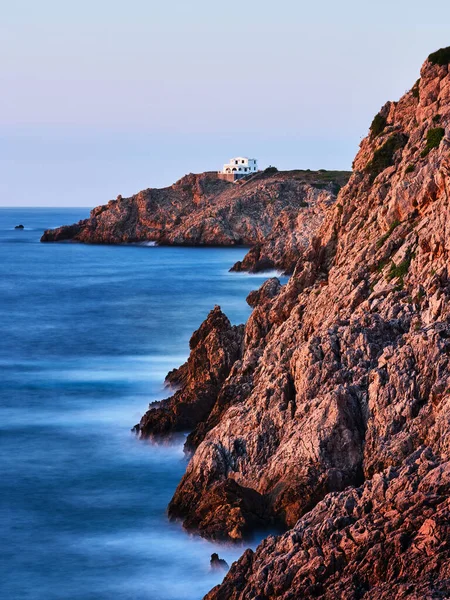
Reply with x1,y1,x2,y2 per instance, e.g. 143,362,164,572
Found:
221,157,258,174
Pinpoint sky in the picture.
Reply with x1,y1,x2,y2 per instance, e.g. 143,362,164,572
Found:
1,0,450,207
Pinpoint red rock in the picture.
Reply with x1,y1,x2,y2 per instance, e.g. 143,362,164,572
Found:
136,306,244,442
156,50,450,597
205,450,450,599
40,170,349,256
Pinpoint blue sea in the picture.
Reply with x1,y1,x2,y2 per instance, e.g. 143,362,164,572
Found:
0,208,278,600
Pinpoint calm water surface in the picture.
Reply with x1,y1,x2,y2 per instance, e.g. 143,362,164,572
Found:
0,208,280,600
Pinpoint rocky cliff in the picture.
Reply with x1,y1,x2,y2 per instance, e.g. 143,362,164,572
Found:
139,49,450,597
135,306,244,444
40,170,348,260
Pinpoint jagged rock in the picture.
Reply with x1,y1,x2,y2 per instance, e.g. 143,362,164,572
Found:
163,363,188,390
40,170,349,253
246,277,281,308
14,224,24,229
205,449,450,599
136,306,244,441
229,180,344,274
210,553,229,571
160,48,450,571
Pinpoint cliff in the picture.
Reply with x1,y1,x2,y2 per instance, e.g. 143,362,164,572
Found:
139,49,450,597
40,170,348,258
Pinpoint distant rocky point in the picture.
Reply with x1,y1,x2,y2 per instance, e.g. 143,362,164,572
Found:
40,168,350,273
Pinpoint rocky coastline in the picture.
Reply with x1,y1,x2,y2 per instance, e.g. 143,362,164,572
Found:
40,169,349,274
138,49,450,598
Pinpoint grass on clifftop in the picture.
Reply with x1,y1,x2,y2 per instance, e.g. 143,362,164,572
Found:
428,46,450,66
421,128,445,157
248,168,352,188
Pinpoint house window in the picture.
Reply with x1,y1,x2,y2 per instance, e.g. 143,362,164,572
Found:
235,160,238,164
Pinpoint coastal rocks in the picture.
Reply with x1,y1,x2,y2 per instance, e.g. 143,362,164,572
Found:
14,224,24,229
40,170,349,257
170,475,270,542
230,179,345,274
41,221,84,241
205,449,450,599
136,306,244,440
158,47,450,577
210,553,229,571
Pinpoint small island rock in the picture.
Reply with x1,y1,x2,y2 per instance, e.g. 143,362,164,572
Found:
210,553,229,571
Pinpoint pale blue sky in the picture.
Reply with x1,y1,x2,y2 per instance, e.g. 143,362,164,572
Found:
1,0,450,207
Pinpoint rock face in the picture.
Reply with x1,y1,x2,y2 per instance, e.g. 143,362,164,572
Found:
205,450,450,599
135,50,450,597
229,171,350,274
210,553,229,571
136,306,244,444
40,170,348,257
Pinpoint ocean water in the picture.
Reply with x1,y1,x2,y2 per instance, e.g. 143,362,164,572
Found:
0,208,280,600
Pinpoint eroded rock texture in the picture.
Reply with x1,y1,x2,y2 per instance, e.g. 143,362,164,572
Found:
40,170,348,258
205,450,450,599
135,52,450,597
136,306,244,442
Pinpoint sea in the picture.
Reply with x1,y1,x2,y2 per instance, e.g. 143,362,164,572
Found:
0,208,280,600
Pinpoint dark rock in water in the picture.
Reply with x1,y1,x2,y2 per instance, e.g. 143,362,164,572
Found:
170,478,270,542
15,224,24,229
210,553,229,571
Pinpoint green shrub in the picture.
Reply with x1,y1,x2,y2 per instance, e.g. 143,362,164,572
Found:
432,114,441,123
414,288,425,304
370,113,387,137
331,182,342,195
386,252,414,285
428,47,450,66
376,219,400,249
405,164,415,174
421,127,445,158
376,258,389,274
264,166,278,174
365,134,408,182
411,79,420,99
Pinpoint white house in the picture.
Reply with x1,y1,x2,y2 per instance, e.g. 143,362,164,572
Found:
221,157,258,175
